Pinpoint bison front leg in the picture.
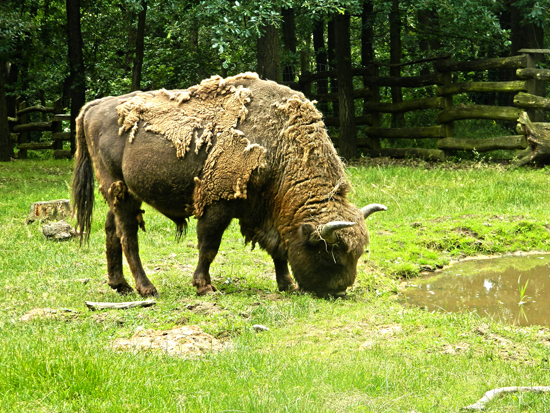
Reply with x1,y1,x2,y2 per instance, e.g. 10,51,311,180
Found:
274,258,298,292
105,210,134,294
193,204,233,295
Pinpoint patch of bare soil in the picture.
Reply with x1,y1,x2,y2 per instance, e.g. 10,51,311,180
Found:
453,227,479,238
359,324,403,349
441,343,470,355
113,325,226,357
20,308,78,321
184,301,226,315
473,325,532,363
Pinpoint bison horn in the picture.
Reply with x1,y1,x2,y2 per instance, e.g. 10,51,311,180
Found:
361,203,387,219
320,221,356,244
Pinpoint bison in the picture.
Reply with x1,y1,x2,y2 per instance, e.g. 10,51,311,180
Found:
72,73,386,297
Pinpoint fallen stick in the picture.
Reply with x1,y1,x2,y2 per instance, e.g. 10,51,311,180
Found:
85,299,156,311
462,386,550,411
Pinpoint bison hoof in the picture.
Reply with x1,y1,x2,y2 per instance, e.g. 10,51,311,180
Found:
279,283,299,293
137,285,159,297
110,282,134,295
196,284,217,296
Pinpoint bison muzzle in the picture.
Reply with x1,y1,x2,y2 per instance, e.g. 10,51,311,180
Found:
72,73,386,297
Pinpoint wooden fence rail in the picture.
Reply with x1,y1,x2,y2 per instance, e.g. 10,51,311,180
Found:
9,98,72,159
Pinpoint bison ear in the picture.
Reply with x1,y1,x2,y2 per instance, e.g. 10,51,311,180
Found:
299,223,319,245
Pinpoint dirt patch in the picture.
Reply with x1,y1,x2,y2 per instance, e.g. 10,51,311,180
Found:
453,227,479,238
441,342,470,355
473,326,531,362
20,308,78,321
184,301,226,315
113,325,226,357
358,324,403,349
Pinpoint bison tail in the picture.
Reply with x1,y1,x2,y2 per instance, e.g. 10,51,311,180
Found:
72,106,95,245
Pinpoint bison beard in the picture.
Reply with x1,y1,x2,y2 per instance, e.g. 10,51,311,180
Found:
72,72,386,297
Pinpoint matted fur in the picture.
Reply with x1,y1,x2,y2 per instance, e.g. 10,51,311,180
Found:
116,73,266,216
266,94,367,253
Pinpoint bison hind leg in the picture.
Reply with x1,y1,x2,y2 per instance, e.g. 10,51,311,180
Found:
104,184,158,297
105,210,134,294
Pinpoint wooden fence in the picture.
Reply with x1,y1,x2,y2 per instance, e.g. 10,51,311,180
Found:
9,98,72,159
298,48,550,161
9,49,550,162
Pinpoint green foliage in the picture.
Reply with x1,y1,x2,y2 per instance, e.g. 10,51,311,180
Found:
4,0,550,165
0,8,35,59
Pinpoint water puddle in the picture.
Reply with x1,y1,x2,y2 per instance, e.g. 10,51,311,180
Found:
402,254,550,326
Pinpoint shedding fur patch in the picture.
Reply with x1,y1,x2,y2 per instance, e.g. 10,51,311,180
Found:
108,181,127,207
115,73,265,216
194,129,266,217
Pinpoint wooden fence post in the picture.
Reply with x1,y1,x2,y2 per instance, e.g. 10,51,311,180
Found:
520,49,547,122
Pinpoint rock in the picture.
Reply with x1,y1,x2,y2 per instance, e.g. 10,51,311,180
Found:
26,199,71,224
42,220,75,240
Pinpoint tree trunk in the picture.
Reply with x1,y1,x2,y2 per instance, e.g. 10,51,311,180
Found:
327,17,338,117
122,5,137,72
0,61,14,161
389,0,404,128
362,1,380,149
510,2,544,55
131,0,147,91
494,0,515,110
5,63,18,118
511,1,545,122
334,12,357,160
66,0,86,155
281,7,296,82
417,9,440,76
256,24,280,81
313,18,329,114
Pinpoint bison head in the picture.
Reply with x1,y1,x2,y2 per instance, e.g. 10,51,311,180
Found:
286,203,386,297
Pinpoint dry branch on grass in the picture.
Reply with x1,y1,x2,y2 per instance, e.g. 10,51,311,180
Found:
85,300,156,311
461,386,550,411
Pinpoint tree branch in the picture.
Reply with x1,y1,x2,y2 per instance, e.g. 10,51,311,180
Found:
462,386,550,411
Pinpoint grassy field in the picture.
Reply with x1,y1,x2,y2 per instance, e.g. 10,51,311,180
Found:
1,158,550,412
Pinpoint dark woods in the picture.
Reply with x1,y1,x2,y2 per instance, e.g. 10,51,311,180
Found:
0,0,548,162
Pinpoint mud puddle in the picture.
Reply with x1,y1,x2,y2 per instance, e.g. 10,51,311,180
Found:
402,254,550,326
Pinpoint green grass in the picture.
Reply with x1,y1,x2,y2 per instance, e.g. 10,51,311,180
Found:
1,158,550,412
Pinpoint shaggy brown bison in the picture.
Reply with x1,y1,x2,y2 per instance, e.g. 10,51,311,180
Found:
72,72,386,297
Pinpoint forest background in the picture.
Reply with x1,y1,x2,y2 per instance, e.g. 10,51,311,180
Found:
0,0,549,161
